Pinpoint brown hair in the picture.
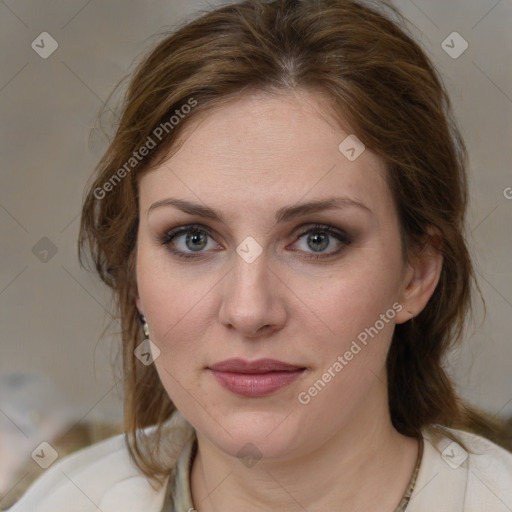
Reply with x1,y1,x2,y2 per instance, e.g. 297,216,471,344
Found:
79,0,510,483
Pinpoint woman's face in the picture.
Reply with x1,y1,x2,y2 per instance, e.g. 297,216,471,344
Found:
136,90,418,461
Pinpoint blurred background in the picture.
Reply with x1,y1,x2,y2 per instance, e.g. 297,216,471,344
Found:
1,0,511,508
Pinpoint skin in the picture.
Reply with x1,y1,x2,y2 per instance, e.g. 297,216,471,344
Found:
135,89,443,512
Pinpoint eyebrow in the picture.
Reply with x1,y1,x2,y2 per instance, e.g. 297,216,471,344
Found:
147,196,373,223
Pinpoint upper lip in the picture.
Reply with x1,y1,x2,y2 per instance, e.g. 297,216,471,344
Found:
208,358,304,374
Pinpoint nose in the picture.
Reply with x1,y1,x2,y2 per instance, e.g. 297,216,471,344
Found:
218,248,288,338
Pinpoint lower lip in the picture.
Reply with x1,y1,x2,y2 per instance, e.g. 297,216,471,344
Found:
209,369,304,397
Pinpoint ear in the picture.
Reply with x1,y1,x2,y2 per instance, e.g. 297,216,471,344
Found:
135,294,144,318
395,228,443,324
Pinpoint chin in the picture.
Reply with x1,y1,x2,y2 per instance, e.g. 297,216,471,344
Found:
194,407,309,462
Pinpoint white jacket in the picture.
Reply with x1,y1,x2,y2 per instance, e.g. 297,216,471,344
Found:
9,412,512,511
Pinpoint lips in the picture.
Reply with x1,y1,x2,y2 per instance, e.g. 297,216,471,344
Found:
208,358,306,397
209,358,304,373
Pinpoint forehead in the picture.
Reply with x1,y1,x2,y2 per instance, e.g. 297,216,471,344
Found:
139,90,391,220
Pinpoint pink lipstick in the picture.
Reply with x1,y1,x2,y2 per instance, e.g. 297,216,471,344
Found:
208,358,305,397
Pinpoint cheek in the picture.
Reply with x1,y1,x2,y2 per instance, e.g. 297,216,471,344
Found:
135,246,230,418
303,280,397,396
293,247,403,415
136,253,210,416
136,247,206,357
293,264,401,437
303,254,402,349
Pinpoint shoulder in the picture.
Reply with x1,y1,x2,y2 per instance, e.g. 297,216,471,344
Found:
9,432,167,512
409,426,512,511
450,428,512,509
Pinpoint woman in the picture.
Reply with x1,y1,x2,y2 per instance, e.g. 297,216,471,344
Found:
11,0,512,510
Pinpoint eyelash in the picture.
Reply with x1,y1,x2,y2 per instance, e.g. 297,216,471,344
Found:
159,223,352,261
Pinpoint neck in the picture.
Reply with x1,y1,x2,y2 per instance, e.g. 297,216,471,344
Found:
190,383,419,512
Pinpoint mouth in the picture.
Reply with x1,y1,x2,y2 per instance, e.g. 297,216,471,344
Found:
207,358,306,397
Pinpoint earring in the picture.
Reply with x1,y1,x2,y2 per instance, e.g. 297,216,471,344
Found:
135,317,161,365
142,319,150,340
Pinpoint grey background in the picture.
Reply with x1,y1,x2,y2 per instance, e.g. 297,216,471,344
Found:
0,0,511,475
